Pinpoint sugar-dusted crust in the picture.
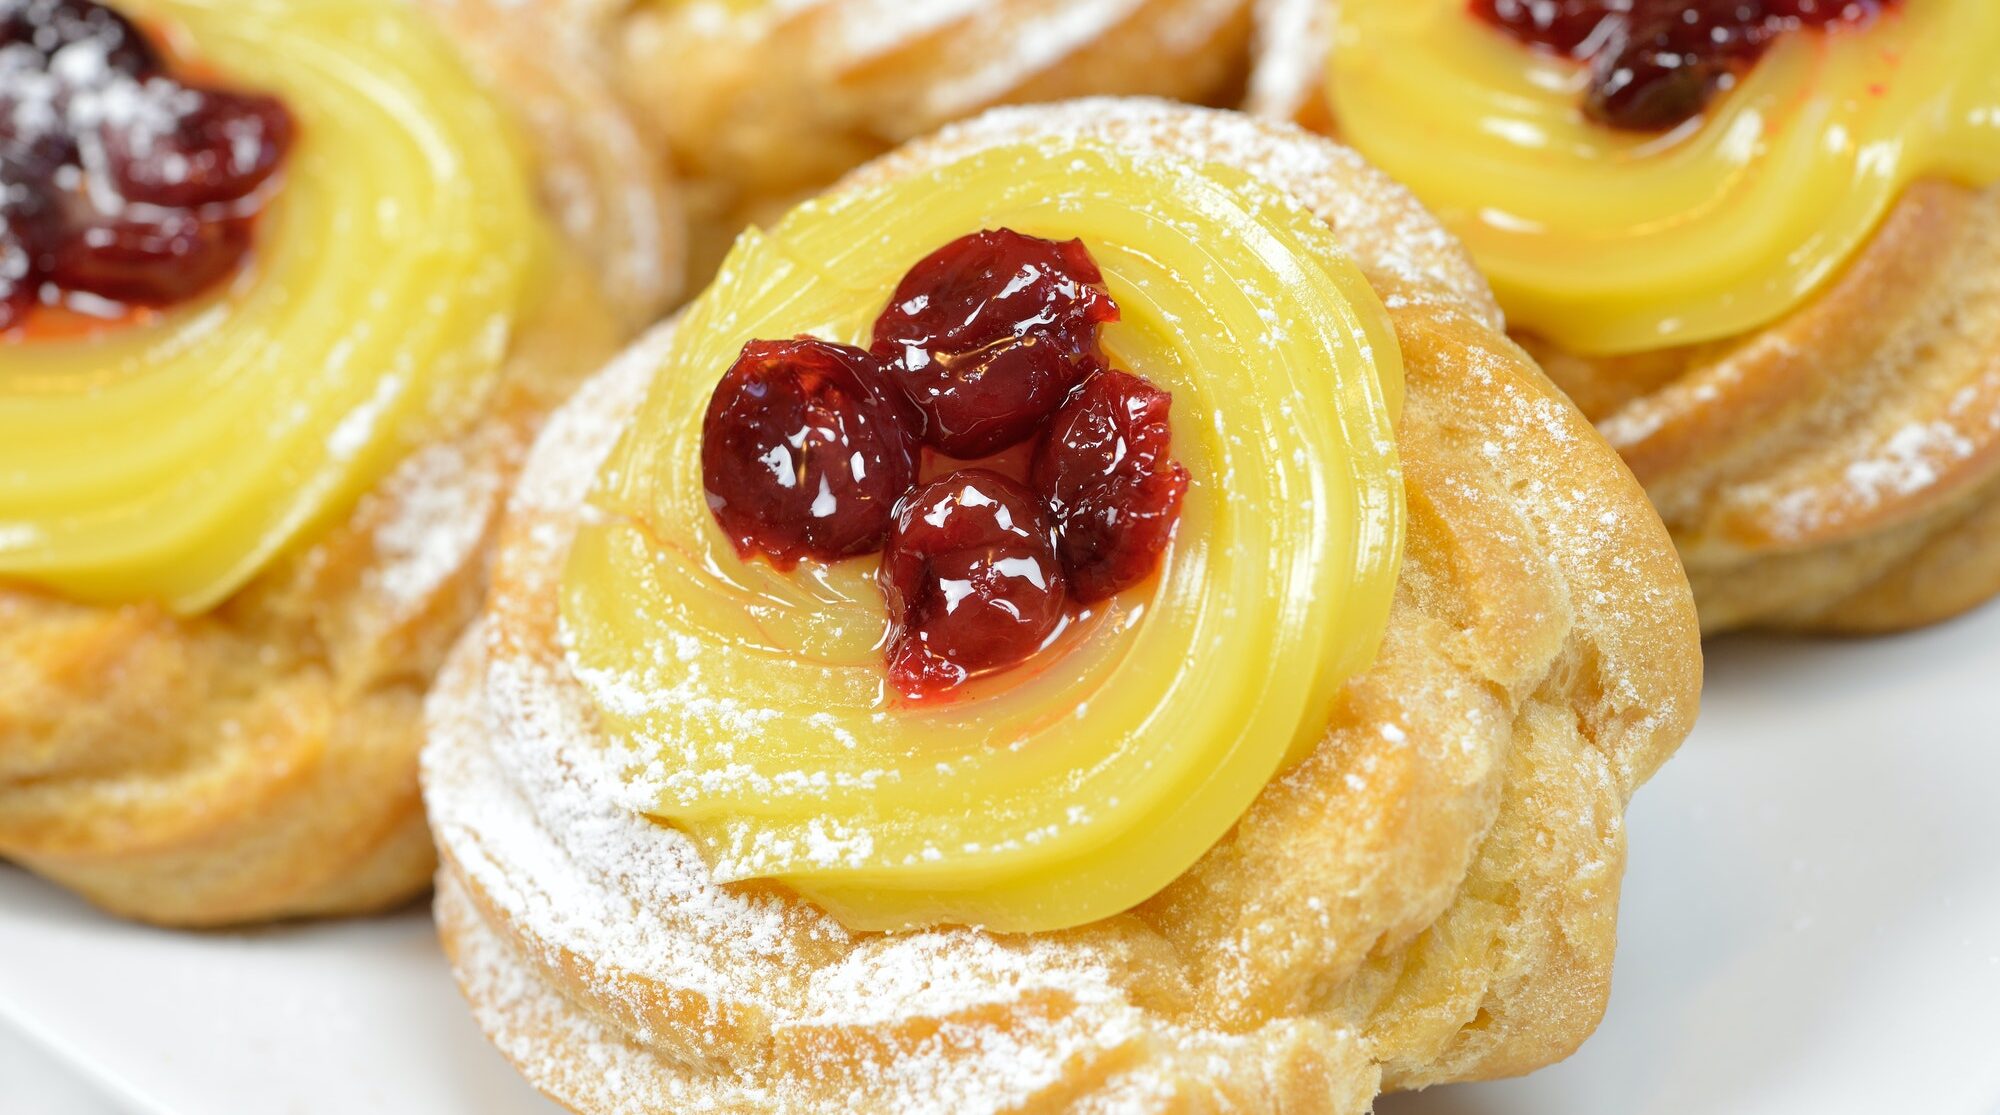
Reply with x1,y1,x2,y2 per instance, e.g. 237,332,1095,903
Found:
1245,0,1330,130
1528,181,2000,633
423,101,1701,1113
1248,6,2000,633
0,8,680,927
462,0,1257,276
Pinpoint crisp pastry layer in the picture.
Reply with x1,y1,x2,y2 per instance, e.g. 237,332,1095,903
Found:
433,0,1257,276
0,0,679,926
1249,2,2000,633
1530,181,2000,633
424,102,1701,1113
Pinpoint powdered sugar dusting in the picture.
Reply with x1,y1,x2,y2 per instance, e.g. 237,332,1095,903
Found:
1710,352,2000,548
895,99,1502,328
1751,415,1986,542
2,33,194,193
362,436,507,612
1244,0,1328,121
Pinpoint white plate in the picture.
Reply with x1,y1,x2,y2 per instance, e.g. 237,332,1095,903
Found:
3,604,1999,1115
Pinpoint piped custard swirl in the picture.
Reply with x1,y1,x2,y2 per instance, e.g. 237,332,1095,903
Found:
561,137,1406,932
0,0,545,611
1330,0,2000,355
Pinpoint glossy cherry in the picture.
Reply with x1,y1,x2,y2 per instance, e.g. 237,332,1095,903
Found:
1472,0,1895,131
871,228,1118,458
1032,368,1190,602
106,87,296,208
0,97,81,177
1,172,60,329
699,231,1188,696
701,338,919,567
878,469,1068,697
50,214,250,305
0,0,293,331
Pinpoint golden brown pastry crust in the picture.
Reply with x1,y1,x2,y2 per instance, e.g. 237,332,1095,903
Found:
465,0,1257,277
0,9,681,927
424,101,1700,1113
1249,3,2000,633
1528,182,2000,634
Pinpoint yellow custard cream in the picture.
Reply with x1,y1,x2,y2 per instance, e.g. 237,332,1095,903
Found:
0,0,543,611
563,139,1407,932
1331,0,2000,355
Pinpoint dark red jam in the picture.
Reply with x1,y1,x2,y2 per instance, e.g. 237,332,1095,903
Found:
0,0,296,333
698,229,1189,699
1471,0,1896,131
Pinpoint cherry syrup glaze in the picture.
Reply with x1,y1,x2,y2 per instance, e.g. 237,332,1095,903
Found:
1471,0,1897,131
0,0,296,332
701,338,920,566
871,228,1119,459
699,229,1190,698
878,469,1068,696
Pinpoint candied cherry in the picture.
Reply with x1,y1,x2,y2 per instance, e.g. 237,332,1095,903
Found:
0,0,161,77
871,228,1118,459
1,94,81,177
1,171,60,329
49,213,250,305
1472,0,1895,131
1032,368,1190,602
701,338,919,567
878,469,1068,697
0,0,295,328
105,86,295,208
699,231,1188,694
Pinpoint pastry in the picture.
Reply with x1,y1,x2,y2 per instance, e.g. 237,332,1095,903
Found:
436,0,1259,277
0,0,678,925
1256,0,2000,633
424,100,1701,1112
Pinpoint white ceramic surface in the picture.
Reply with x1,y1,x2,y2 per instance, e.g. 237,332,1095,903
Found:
3,604,1998,1115
1,1020,127,1115
0,878,558,1115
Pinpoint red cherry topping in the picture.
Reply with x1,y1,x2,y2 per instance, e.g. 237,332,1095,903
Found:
878,469,1068,697
1032,368,1190,602
701,338,919,567
49,213,251,306
871,228,1118,458
1,173,61,330
0,0,161,77
105,86,296,208
697,230,1188,697
0,0,293,333
1472,0,1895,131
